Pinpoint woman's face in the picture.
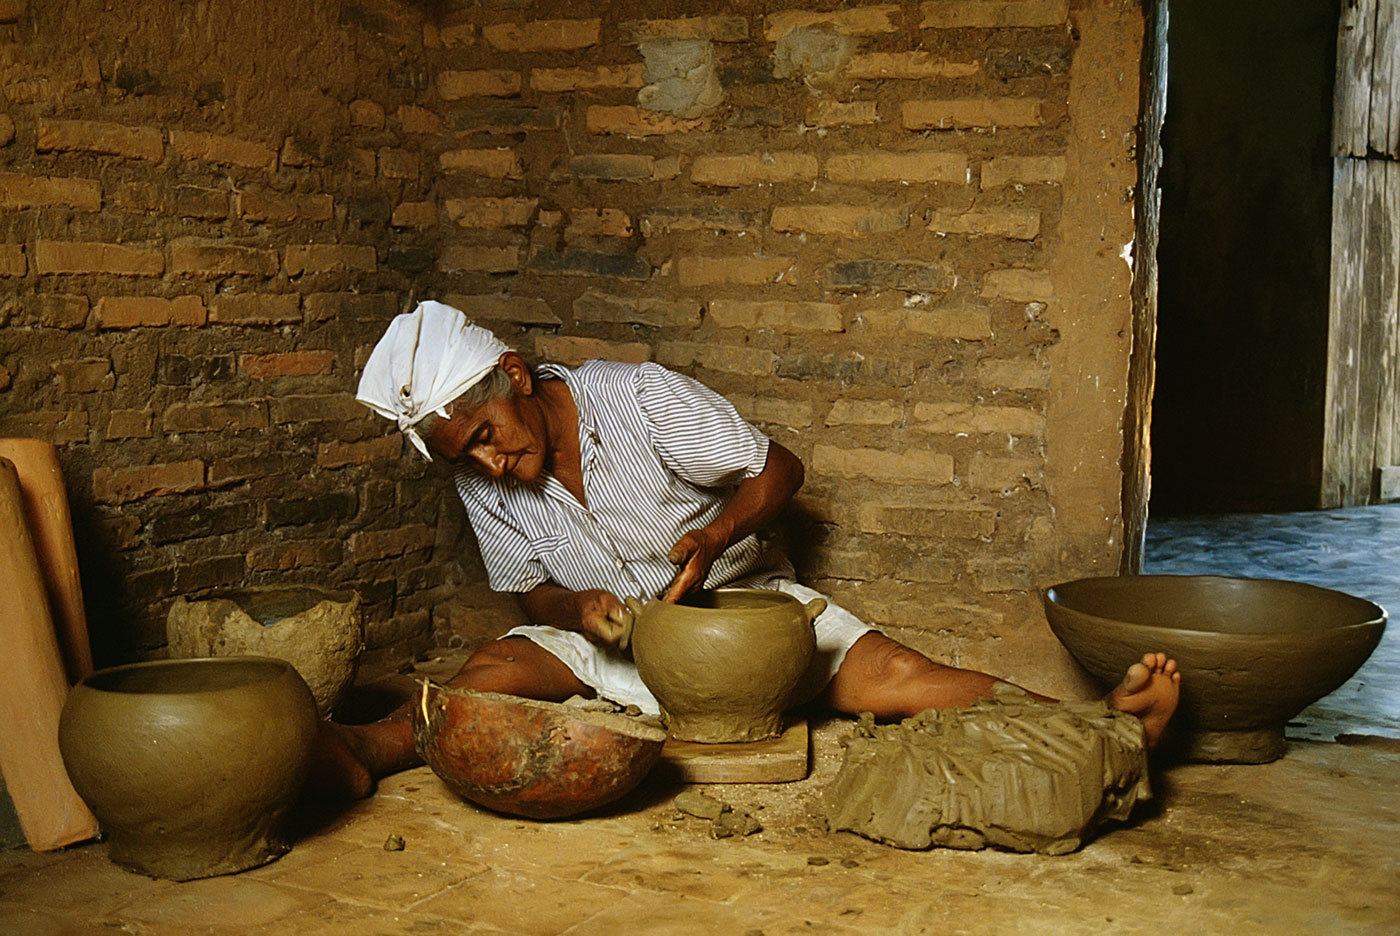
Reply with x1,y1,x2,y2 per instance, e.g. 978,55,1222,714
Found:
424,392,549,484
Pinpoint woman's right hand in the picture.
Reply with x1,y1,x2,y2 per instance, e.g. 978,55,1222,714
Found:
576,589,630,647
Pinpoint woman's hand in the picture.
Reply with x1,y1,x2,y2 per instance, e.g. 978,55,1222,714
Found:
661,525,729,603
575,588,631,647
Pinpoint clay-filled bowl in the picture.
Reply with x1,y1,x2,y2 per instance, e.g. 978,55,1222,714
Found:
412,685,667,820
1043,575,1387,763
58,657,319,880
624,588,823,743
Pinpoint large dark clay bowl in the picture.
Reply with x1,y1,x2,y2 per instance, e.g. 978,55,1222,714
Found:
1043,575,1387,763
412,685,667,819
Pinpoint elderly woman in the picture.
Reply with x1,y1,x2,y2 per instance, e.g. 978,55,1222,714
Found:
314,302,1179,797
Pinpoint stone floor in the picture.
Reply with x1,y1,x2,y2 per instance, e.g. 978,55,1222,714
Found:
4,506,1398,935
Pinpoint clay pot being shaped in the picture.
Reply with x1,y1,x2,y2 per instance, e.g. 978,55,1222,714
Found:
621,588,824,743
167,586,363,718
58,657,319,880
413,684,667,819
1043,574,1387,764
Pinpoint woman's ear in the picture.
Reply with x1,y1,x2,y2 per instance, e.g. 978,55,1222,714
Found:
499,352,533,396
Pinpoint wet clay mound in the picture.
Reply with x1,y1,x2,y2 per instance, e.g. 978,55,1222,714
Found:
821,687,1149,855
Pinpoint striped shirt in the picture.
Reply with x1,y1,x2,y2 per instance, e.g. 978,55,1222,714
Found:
453,360,794,599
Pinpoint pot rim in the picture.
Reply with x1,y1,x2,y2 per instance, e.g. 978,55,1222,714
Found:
77,655,301,696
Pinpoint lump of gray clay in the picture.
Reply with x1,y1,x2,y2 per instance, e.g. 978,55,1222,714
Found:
821,686,1150,855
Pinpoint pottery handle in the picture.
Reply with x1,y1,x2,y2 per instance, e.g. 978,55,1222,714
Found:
617,597,645,652
801,598,827,626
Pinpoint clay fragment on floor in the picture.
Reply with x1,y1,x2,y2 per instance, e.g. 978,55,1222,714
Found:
821,686,1150,855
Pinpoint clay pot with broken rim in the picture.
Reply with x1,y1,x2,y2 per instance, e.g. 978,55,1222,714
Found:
620,588,825,743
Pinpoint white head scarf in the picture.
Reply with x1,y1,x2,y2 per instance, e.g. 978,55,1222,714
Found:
356,300,512,460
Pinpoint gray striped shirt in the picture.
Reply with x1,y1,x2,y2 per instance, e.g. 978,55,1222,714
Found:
454,360,794,598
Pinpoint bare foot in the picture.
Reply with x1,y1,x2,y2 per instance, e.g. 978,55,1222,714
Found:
1107,651,1181,748
303,721,375,800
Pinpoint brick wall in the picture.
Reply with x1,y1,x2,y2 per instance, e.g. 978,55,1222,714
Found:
0,0,1141,693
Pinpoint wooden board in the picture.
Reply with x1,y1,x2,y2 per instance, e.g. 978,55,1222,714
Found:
657,718,808,784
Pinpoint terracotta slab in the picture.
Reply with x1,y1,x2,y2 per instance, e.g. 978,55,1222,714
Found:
658,718,808,783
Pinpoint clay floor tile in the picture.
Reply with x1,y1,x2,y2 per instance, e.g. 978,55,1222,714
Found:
268,843,484,911
0,846,174,914
108,876,323,932
244,896,479,936
416,866,629,934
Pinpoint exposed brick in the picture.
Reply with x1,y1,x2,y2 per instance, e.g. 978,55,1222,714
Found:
655,341,775,376
173,554,247,593
771,205,908,236
392,201,438,228
586,105,709,136
811,445,954,484
530,65,644,92
529,247,651,280
438,148,523,179
728,395,814,428
857,503,996,538
36,119,163,161
264,492,358,529
776,353,913,385
438,244,521,274
708,299,842,332
397,104,442,134
235,190,334,223
35,240,163,276
96,295,206,328
0,410,88,445
437,70,521,100
764,5,901,40
825,151,967,184
304,292,398,323
349,98,385,128
535,335,651,366
825,399,901,426
483,18,601,51
978,358,1050,389
104,410,152,440
0,172,101,211
641,205,761,235
157,354,234,385
965,453,1043,490
829,259,953,292
806,101,877,127
691,153,818,186
981,268,1054,302
446,197,538,229
284,244,377,275
317,435,401,469
436,22,475,47
169,239,279,277
208,293,300,325
620,16,750,42
678,255,794,287
247,540,343,572
365,610,431,651
169,130,277,171
150,502,257,545
566,208,632,238
574,291,701,328
920,0,1068,28
269,394,367,424
163,401,269,433
913,402,1045,435
207,453,303,487
568,154,656,180
53,358,113,393
351,524,434,562
443,293,561,327
379,148,419,180
903,98,1042,130
92,460,204,504
239,350,334,379
928,207,1040,239
0,244,25,276
846,52,980,79
174,186,229,220
23,295,89,328
980,155,1066,188
858,305,993,339
349,148,376,175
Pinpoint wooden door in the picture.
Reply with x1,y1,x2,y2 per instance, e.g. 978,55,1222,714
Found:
1323,0,1400,507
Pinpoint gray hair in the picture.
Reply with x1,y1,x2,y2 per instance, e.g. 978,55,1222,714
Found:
418,364,515,437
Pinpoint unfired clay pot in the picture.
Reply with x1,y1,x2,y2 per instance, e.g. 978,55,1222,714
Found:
1043,574,1387,764
413,685,667,819
621,588,824,743
166,586,363,718
58,657,319,880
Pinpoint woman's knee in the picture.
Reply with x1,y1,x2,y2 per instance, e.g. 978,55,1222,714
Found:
454,637,589,700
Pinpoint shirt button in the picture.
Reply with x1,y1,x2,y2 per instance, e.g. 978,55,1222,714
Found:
614,559,625,570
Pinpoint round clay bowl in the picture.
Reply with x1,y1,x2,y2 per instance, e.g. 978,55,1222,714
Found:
412,685,667,820
626,588,822,743
1043,575,1387,763
58,656,319,880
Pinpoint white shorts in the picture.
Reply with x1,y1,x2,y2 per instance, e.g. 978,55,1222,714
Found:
502,580,874,716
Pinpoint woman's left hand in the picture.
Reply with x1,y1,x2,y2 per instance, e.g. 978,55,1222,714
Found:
661,525,729,602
